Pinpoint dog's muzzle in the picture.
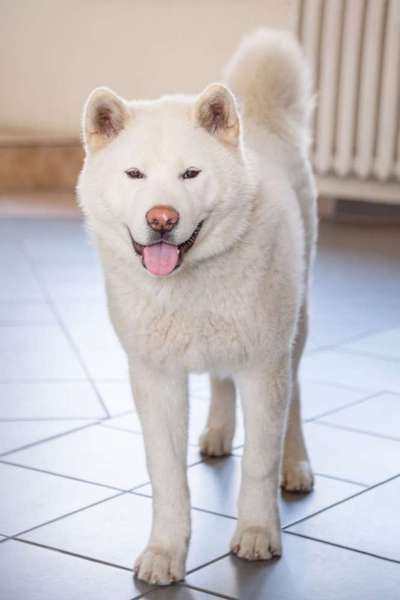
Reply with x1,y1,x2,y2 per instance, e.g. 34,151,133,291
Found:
128,221,203,276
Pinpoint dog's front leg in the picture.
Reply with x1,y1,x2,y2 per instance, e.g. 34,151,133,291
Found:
231,355,290,560
130,361,190,585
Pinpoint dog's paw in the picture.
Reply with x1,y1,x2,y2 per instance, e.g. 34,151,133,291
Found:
281,459,314,492
230,525,282,561
134,544,185,586
199,426,233,457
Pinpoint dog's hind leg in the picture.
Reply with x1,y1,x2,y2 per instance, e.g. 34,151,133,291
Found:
231,354,290,560
199,376,236,457
281,302,314,492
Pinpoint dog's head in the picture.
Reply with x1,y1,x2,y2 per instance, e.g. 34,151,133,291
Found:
78,85,255,277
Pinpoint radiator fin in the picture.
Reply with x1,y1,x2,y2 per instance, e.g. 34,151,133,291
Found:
298,0,400,184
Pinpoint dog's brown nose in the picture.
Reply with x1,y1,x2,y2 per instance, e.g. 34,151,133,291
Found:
146,205,179,233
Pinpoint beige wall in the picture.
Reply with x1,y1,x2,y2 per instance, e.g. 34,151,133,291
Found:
0,0,298,138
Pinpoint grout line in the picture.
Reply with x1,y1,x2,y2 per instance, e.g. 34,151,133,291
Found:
99,422,143,436
301,378,371,394
133,477,368,530
313,472,368,488
332,346,400,364
17,242,112,419
13,537,134,572
284,530,400,565
128,456,207,495
14,539,236,599
0,458,129,493
0,321,57,327
185,552,233,577
0,416,104,422
99,418,241,452
0,299,60,305
131,489,237,521
0,378,93,384
306,341,400,366
12,489,128,539
282,473,400,531
41,304,112,419
314,420,400,443
308,323,400,356
133,583,236,600
304,390,384,422
182,583,237,600
0,419,104,458
228,447,390,493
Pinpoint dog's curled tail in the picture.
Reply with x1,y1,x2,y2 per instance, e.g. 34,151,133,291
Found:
224,29,313,143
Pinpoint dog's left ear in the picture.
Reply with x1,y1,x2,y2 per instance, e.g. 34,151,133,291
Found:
193,83,240,146
82,87,132,153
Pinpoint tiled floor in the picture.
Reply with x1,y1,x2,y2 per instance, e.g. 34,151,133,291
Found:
0,216,399,599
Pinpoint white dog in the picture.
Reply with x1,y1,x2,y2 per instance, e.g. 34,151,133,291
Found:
78,29,317,586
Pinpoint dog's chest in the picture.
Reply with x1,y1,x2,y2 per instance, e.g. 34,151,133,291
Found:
111,284,268,372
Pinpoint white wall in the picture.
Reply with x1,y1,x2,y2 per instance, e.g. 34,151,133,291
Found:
0,0,298,138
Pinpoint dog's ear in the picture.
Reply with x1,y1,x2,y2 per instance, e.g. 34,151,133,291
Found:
193,83,240,146
82,87,132,153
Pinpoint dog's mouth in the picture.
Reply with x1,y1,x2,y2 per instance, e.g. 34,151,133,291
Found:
128,221,204,276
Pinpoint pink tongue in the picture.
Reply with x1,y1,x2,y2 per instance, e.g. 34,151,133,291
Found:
143,242,179,276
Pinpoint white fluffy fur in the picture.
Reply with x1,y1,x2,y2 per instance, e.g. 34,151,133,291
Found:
78,29,317,586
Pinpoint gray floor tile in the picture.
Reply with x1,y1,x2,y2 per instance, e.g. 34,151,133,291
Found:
20,220,98,265
186,533,400,599
288,476,400,562
0,419,93,455
79,347,129,380
138,456,361,523
0,324,87,381
0,324,72,352
6,425,149,490
300,350,400,393
54,303,128,380
101,411,142,434
0,260,44,301
320,392,400,440
55,301,120,349
307,313,377,350
0,381,106,419
103,380,364,444
55,301,127,380
96,381,135,416
0,540,146,600
0,462,114,535
37,263,105,303
340,327,400,361
22,493,236,574
300,380,369,420
102,398,244,448
0,301,56,325
0,349,87,381
142,587,221,599
189,374,210,400
303,422,400,485
309,223,400,349
7,424,200,490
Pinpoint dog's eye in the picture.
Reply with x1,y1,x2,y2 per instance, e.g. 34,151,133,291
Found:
182,168,201,180
125,168,145,179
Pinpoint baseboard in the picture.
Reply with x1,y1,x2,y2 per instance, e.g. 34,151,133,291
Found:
0,143,83,192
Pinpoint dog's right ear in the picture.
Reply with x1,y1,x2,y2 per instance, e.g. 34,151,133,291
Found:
82,87,132,153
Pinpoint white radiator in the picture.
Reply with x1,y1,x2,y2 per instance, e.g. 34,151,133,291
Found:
297,0,400,204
